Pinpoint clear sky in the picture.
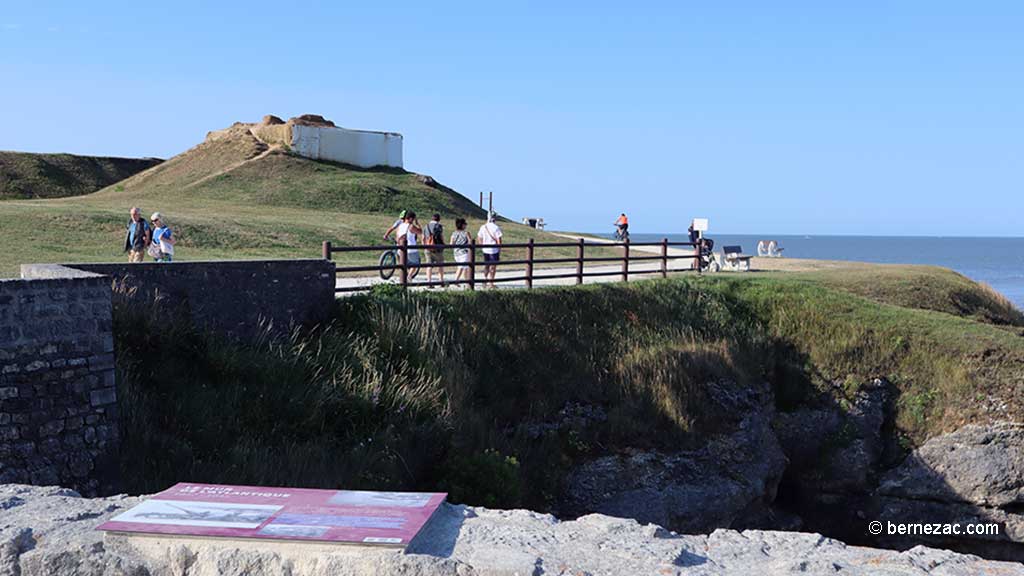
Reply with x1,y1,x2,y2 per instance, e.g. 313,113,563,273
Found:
2,1,1021,236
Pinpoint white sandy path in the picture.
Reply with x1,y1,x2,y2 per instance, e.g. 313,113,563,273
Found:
332,232,848,293
333,232,702,292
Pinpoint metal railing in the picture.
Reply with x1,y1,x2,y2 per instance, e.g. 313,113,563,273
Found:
322,238,700,293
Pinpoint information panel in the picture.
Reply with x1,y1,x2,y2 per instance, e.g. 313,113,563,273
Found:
97,483,447,548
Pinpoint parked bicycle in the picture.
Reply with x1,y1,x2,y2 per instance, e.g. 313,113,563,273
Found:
378,248,421,281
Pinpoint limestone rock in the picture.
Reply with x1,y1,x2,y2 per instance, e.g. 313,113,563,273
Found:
878,422,1024,508
561,402,786,533
2,483,1022,575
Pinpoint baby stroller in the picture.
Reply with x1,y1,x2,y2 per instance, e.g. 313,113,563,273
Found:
697,237,719,272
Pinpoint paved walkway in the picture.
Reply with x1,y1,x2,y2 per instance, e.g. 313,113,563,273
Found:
334,234,700,292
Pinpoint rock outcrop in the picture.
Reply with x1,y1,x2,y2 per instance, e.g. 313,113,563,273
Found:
874,422,1024,558
2,484,1022,576
561,407,786,534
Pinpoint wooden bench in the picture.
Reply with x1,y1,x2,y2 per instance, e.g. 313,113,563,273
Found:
721,245,752,272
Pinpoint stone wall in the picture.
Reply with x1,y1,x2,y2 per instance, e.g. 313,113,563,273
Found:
0,273,119,496
22,259,337,341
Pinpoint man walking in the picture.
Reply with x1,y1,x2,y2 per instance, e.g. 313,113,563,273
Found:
124,207,151,263
424,213,446,287
476,212,503,288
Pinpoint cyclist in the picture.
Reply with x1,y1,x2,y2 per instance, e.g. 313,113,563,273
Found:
383,210,408,242
614,213,629,241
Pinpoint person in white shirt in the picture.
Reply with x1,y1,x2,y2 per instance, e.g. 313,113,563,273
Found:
395,211,422,270
476,213,503,288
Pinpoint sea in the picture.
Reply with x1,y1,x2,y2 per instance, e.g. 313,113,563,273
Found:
620,233,1024,309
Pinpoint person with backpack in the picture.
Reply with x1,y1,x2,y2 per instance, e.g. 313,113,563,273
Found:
476,212,503,288
123,207,151,263
424,213,446,288
150,212,176,262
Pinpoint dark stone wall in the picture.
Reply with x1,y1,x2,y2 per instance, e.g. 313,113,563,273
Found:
24,259,336,340
0,275,119,496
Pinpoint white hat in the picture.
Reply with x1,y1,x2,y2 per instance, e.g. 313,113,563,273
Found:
150,212,162,222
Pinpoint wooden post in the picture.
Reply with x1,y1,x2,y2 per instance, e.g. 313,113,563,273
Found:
525,238,535,289
622,238,630,282
479,192,483,208
399,244,408,287
661,237,668,279
576,238,584,285
322,241,332,260
468,239,476,291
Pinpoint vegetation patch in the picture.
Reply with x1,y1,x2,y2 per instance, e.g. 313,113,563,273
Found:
115,271,1024,509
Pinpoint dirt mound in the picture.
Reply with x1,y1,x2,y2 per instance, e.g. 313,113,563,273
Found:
262,115,285,125
288,114,335,127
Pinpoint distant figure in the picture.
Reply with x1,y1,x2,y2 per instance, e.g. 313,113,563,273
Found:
614,213,629,241
688,223,701,270
383,209,408,243
124,207,151,263
450,218,471,286
476,212,503,288
424,213,446,288
395,211,422,271
150,212,176,262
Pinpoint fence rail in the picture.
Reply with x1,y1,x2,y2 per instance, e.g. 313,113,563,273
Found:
322,238,699,293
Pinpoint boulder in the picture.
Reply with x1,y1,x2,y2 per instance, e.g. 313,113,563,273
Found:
260,115,285,126
878,422,1024,508
872,422,1024,559
1,483,1021,575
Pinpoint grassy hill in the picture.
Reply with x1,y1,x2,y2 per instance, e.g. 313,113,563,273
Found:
0,124,577,276
0,151,161,200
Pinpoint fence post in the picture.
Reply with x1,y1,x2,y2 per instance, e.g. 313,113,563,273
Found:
526,238,535,289
576,238,584,285
622,238,630,282
661,237,668,278
468,239,476,291
399,244,408,287
322,241,332,260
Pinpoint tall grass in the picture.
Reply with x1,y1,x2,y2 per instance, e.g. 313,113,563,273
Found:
115,280,769,507
114,275,1024,508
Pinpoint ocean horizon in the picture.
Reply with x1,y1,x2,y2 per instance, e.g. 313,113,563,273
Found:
593,232,1024,309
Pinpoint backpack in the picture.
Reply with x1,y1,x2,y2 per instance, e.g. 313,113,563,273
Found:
425,222,444,246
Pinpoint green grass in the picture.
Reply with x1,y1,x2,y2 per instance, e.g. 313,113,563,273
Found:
115,270,1024,509
0,151,160,200
0,130,610,276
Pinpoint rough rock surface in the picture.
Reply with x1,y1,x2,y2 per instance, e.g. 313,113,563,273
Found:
874,422,1024,556
562,380,786,534
878,422,1024,508
2,484,1022,576
562,409,785,534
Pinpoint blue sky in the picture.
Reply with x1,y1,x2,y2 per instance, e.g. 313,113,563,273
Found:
1,1,1021,236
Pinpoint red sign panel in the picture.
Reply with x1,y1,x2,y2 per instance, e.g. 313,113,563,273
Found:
97,483,447,547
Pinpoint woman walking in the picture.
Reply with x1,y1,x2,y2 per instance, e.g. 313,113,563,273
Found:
450,218,471,287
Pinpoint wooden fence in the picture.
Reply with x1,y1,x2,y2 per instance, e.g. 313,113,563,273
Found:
322,238,700,293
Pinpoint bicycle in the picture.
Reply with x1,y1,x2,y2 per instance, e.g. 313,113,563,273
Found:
378,247,421,281
613,226,630,242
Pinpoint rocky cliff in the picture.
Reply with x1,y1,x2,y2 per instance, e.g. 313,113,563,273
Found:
2,484,1022,576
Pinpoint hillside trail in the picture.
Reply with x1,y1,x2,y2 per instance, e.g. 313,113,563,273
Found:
180,145,277,191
